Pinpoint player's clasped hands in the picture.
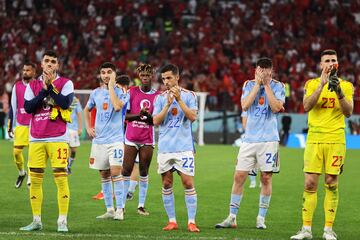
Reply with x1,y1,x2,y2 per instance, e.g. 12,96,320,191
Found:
255,67,271,86
170,86,181,101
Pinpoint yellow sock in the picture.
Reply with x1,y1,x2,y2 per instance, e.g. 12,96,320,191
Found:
302,190,317,227
14,148,25,172
54,172,70,215
29,172,44,216
324,183,338,228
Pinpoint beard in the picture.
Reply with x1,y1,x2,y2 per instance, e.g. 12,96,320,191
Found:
23,76,32,81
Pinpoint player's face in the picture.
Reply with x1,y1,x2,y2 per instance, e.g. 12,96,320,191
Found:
139,72,152,86
320,54,338,71
41,55,59,74
22,65,36,81
100,68,114,85
161,71,179,90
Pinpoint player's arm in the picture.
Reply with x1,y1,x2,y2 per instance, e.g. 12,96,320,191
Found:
84,106,95,138
303,66,330,112
241,68,262,111
336,83,353,118
170,87,197,122
24,84,50,114
108,73,125,112
263,81,284,113
76,111,83,135
8,86,17,135
48,81,74,109
153,94,173,126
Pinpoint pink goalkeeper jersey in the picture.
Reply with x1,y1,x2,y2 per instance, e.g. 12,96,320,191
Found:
14,81,32,126
125,86,160,144
29,77,71,139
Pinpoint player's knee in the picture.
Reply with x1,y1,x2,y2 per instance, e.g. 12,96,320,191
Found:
325,174,338,185
304,180,318,191
162,178,173,189
100,170,111,178
121,166,132,176
139,168,148,177
233,171,247,184
260,173,272,186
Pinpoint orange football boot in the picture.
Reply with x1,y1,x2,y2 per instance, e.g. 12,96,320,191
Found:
162,222,178,231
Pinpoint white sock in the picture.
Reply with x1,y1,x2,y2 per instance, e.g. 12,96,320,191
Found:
33,215,41,222
303,226,311,231
58,215,67,223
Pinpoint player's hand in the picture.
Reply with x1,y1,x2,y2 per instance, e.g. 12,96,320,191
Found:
8,129,14,138
167,91,175,106
170,86,181,101
262,68,272,86
108,71,117,88
320,65,331,87
255,67,263,86
86,127,96,138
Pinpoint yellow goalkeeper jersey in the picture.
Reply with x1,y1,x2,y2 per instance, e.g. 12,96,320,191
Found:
304,77,354,144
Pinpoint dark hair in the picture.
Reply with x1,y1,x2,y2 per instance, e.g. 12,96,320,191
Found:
116,74,130,86
23,61,36,69
321,49,337,58
256,58,273,68
160,64,179,75
136,63,154,74
99,62,116,72
43,50,58,59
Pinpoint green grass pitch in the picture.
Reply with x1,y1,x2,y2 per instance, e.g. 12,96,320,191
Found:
0,140,359,239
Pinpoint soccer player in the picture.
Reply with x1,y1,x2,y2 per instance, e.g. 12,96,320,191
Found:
84,62,129,220
290,50,353,240
66,96,83,174
215,58,284,230
153,64,200,232
20,50,74,232
8,62,36,188
122,64,160,215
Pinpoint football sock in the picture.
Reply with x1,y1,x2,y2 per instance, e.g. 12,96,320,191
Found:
302,190,317,227
324,183,338,228
122,176,130,206
101,176,114,210
14,148,25,173
138,176,148,208
54,172,70,215
184,188,197,224
162,187,176,222
249,175,256,184
29,172,44,216
113,175,124,209
258,194,271,218
229,193,242,218
129,180,137,193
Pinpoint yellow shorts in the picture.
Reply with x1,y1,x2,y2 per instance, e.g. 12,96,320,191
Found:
14,126,30,146
304,143,346,175
28,142,69,169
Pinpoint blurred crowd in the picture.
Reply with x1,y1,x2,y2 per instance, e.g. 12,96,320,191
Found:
1,0,360,114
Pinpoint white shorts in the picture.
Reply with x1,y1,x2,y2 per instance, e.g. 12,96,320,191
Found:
89,142,124,170
236,141,280,172
67,129,80,148
157,151,195,176
125,139,154,150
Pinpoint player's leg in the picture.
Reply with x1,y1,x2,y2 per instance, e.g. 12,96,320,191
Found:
127,161,139,200
216,142,254,229
13,126,30,188
179,172,200,232
291,143,322,240
249,168,257,188
49,142,70,232
109,142,125,220
67,130,80,174
257,171,272,229
67,147,77,174
161,170,178,230
322,143,344,240
14,145,26,188
89,143,114,218
20,142,46,231
121,144,138,209
137,145,154,215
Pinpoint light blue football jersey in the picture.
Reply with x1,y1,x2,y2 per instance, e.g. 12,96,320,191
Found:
241,80,285,143
86,86,129,144
153,89,198,153
67,97,83,131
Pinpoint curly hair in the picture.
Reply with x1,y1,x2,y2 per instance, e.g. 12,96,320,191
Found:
136,63,154,75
